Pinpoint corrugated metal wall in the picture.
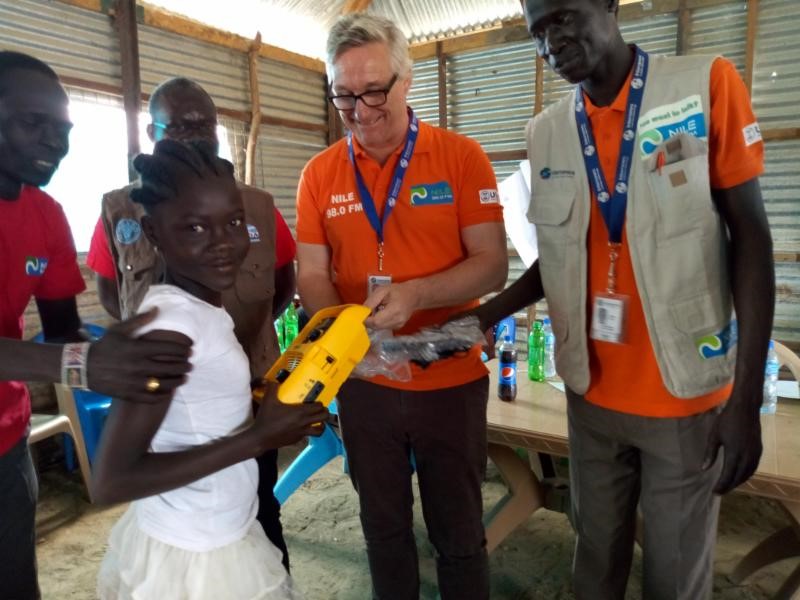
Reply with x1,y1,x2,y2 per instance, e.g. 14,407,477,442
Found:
255,125,328,231
687,3,748,73
258,58,327,125
0,0,120,87
407,56,439,126
752,0,800,129
138,25,250,113
763,139,800,346
448,40,535,153
753,0,800,345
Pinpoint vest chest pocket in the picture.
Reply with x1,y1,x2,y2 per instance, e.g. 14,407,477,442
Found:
528,191,577,268
646,151,713,241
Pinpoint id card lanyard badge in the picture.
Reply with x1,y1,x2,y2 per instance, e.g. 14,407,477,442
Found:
347,108,420,295
575,46,649,344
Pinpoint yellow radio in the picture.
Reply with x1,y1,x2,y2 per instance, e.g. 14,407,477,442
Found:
255,304,371,407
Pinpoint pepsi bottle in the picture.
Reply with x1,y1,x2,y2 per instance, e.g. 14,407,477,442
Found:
498,336,517,402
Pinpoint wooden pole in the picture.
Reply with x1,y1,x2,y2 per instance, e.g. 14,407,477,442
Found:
534,55,544,116
745,0,760,93
245,32,262,187
114,0,141,182
676,0,692,56
326,76,344,146
437,41,448,129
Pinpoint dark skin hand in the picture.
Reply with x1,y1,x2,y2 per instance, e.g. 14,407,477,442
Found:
1,304,192,403
91,329,328,505
87,308,194,403
703,178,774,494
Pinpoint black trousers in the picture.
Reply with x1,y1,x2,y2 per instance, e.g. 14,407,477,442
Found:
338,376,490,600
0,436,39,600
255,448,289,572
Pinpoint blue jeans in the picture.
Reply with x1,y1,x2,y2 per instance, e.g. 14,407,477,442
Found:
0,435,39,600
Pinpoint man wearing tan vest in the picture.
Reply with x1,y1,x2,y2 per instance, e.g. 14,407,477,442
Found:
474,1,775,598
86,78,297,570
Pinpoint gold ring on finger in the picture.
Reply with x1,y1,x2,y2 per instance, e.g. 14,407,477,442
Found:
145,377,161,393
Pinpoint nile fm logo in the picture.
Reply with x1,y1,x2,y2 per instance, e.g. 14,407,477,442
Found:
695,321,738,360
410,182,454,206
637,95,707,157
25,256,48,277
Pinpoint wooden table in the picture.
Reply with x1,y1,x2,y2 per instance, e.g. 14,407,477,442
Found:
483,361,800,599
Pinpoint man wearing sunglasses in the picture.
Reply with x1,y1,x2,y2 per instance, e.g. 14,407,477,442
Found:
295,14,508,600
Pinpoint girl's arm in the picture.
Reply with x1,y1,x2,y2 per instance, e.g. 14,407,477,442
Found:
90,329,327,505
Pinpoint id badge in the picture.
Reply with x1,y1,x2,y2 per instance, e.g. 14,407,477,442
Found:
367,274,392,296
590,293,629,344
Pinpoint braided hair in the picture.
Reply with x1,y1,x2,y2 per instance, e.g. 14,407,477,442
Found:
130,139,235,212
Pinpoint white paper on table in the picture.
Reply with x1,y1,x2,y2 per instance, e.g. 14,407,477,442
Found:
547,380,566,393
499,160,538,268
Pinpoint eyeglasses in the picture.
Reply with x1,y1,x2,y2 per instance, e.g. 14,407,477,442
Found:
152,119,217,137
328,74,399,111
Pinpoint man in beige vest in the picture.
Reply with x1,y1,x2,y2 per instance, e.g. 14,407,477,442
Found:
474,1,774,598
86,78,297,570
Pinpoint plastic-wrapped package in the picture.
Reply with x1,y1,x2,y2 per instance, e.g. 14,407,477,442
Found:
352,329,413,381
353,317,485,379
379,316,486,367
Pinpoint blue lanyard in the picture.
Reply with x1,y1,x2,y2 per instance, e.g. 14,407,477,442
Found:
347,109,419,245
574,46,649,244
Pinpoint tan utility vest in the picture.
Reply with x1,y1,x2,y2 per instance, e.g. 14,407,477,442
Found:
527,53,737,399
101,182,280,378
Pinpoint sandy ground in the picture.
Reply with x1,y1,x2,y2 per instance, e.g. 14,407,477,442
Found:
34,441,797,600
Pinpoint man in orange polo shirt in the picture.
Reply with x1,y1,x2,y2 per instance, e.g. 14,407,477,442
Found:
475,1,774,598
295,14,507,600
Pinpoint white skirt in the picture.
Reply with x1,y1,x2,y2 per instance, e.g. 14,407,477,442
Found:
97,507,301,600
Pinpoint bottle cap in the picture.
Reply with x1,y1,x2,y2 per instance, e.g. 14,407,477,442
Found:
504,335,511,342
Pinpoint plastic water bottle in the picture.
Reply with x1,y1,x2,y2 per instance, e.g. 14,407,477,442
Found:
275,315,285,352
498,336,517,402
762,340,779,415
542,317,556,379
284,302,299,348
528,321,545,382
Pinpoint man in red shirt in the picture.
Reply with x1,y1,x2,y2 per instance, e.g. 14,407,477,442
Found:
474,1,774,598
86,78,298,570
0,51,192,599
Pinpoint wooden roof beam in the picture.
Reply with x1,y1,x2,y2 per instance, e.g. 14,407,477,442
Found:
341,0,374,14
55,0,326,73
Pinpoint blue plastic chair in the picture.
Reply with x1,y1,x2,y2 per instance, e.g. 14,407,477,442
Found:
273,399,347,504
63,388,111,469
33,324,112,470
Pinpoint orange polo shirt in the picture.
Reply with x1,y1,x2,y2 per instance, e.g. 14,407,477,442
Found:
296,118,504,391
584,57,764,417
